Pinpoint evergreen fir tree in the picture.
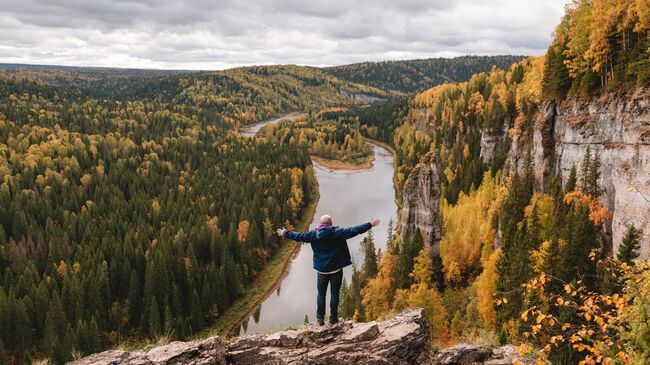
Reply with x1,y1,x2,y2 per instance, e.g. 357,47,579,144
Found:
128,271,141,325
542,41,571,99
190,289,203,333
88,317,102,354
564,166,578,194
559,204,600,289
397,231,424,288
579,147,592,193
61,325,74,363
618,225,641,264
149,297,161,336
361,231,378,280
164,303,174,335
44,293,69,364
586,151,602,198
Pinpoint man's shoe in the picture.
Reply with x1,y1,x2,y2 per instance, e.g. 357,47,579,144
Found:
329,318,339,325
317,319,325,326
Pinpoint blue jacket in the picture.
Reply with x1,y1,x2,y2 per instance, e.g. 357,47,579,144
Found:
284,223,372,272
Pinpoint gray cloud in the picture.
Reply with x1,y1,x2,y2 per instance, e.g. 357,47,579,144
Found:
0,0,568,69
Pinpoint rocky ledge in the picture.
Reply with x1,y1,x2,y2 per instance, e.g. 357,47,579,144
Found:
70,309,531,365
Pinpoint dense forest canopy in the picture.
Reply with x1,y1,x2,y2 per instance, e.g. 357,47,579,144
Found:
0,64,390,124
325,56,526,94
542,0,649,97
262,114,374,165
0,73,319,363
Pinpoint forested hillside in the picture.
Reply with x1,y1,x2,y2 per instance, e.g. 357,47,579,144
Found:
0,64,390,124
0,74,319,363
542,0,650,97
341,0,650,364
326,56,525,93
0,51,536,364
262,114,373,166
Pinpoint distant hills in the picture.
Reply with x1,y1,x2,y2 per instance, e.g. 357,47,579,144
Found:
0,55,525,98
325,55,525,93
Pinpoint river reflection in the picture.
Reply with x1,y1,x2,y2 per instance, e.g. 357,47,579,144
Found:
239,143,397,334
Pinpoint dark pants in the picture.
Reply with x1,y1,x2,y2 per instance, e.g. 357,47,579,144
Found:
316,269,343,322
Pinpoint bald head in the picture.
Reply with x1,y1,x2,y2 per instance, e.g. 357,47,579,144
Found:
320,214,332,225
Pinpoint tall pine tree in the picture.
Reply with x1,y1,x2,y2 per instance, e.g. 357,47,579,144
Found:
618,225,641,264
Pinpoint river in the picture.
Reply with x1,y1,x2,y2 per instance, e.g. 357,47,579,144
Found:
239,116,397,335
241,112,305,138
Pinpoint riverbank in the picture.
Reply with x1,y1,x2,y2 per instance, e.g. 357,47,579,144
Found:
308,137,390,172
365,137,396,155
202,175,320,338
310,154,375,171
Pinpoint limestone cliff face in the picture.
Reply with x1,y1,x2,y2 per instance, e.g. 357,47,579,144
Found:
400,151,442,254
70,309,533,365
507,87,650,258
480,118,511,164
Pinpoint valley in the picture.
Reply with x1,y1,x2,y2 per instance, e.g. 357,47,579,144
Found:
1,1,650,362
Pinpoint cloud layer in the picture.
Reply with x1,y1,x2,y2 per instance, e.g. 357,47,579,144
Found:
0,0,568,70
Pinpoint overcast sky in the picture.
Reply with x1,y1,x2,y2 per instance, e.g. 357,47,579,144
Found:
0,0,568,70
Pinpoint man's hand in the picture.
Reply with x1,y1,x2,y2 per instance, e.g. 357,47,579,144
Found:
370,218,381,227
277,227,287,237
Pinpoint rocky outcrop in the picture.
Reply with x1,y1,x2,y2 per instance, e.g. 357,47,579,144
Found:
400,151,442,254
430,344,533,365
70,309,533,365
480,119,511,164
70,309,426,365
68,337,228,365
507,87,650,258
228,309,428,364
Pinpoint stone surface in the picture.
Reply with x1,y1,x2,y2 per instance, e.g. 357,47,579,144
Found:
507,87,650,258
70,309,534,365
68,337,228,365
227,308,428,365
400,151,442,255
431,344,534,365
70,310,426,365
480,119,511,164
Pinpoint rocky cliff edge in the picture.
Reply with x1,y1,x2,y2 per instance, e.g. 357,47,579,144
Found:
70,309,532,365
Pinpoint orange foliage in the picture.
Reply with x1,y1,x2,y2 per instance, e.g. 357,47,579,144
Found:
237,220,250,243
519,258,638,364
362,250,397,320
56,260,68,278
563,191,613,225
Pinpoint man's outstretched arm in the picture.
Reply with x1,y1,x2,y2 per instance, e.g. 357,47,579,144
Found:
277,227,315,243
338,218,380,239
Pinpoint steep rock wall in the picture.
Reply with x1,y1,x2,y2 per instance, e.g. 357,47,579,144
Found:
400,151,442,254
507,87,650,258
